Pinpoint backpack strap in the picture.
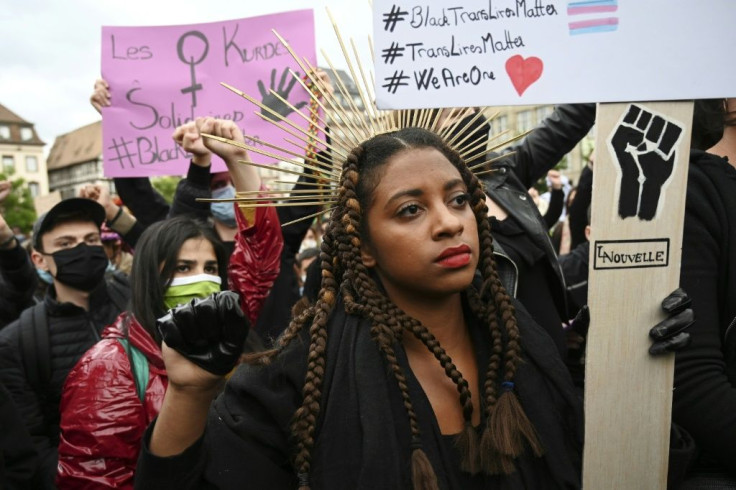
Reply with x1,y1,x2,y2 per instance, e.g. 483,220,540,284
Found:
19,303,50,396
117,338,149,403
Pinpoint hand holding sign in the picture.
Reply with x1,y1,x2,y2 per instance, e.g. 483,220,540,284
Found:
258,67,307,120
611,105,683,221
90,79,111,114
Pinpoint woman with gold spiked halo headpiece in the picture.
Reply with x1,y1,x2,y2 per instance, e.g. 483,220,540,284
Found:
134,17,584,490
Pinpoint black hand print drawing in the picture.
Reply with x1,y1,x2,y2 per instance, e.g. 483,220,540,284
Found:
258,67,307,120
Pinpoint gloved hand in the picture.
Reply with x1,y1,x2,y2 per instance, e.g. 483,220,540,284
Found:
649,288,693,355
157,291,249,376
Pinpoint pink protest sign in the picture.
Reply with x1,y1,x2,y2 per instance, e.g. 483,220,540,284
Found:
101,10,317,177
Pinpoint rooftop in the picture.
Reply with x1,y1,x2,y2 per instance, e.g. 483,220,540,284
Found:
0,103,45,146
46,120,102,170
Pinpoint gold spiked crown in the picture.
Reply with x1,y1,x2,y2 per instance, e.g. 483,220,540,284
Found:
199,8,524,227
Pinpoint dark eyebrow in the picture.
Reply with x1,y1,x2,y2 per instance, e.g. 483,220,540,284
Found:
385,188,423,208
385,178,466,209
444,178,464,191
84,232,100,240
53,235,76,243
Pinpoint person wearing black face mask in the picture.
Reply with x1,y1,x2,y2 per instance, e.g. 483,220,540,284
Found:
0,198,130,489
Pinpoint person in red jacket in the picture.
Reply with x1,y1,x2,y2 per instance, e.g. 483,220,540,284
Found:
56,119,282,489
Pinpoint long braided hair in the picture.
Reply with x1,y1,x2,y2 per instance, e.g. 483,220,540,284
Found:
249,127,542,489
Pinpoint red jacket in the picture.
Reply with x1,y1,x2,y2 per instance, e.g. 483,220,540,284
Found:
56,314,167,489
229,201,284,326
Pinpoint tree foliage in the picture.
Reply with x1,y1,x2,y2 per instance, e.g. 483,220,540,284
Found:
151,176,181,204
0,172,37,233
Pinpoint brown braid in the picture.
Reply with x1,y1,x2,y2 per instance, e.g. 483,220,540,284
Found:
432,136,544,473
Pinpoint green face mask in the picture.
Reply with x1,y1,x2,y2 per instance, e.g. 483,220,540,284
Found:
163,273,222,310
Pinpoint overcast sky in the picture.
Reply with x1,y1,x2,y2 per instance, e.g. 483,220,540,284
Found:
0,0,372,151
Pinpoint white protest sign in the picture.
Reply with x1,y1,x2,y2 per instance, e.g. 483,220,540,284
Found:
372,0,736,108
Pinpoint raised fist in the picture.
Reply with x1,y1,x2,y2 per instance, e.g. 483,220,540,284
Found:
157,291,249,377
610,105,683,221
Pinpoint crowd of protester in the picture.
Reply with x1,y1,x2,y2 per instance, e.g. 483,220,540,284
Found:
0,62,732,489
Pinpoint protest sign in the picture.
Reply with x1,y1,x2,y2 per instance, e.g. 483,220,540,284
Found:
583,101,692,489
372,0,736,108
102,10,318,177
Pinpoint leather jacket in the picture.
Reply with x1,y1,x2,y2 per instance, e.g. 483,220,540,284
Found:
482,104,596,320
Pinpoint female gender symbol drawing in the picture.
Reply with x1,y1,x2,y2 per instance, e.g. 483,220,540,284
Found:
177,30,210,109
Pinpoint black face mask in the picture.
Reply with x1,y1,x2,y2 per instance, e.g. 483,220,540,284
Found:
49,243,108,292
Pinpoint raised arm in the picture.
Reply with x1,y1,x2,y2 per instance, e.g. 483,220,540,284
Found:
169,122,215,221
501,104,596,189
198,118,282,326
0,180,37,328
79,184,145,249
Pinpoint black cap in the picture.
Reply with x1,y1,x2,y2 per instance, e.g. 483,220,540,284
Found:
32,198,106,251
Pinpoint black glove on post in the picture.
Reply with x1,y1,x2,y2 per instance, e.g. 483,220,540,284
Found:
649,288,694,356
157,291,249,375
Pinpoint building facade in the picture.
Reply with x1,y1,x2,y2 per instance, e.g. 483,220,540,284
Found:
0,104,47,197
46,121,109,200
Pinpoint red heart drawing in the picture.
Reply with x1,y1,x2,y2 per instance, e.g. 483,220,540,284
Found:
505,55,544,96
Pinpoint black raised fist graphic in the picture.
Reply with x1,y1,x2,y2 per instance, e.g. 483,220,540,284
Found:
610,105,683,221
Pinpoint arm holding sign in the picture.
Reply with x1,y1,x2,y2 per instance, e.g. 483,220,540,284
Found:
500,104,596,189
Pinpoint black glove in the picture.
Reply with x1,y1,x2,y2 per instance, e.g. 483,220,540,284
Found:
157,291,249,375
649,288,694,355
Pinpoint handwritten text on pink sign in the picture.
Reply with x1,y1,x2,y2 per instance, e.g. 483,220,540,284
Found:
102,11,316,177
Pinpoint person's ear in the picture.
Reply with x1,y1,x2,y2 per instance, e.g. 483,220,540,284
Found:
360,242,376,268
585,225,591,241
31,249,48,271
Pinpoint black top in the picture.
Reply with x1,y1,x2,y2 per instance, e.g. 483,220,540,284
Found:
672,150,736,476
135,295,582,490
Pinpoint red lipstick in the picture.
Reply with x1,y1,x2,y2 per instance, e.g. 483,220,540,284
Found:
435,244,472,268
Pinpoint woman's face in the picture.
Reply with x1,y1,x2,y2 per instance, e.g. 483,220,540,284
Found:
173,237,219,279
360,148,479,304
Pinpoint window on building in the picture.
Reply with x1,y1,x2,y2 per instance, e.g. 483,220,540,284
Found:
0,126,9,139
2,155,14,174
20,127,33,141
536,106,553,122
28,182,39,198
516,110,534,133
494,115,509,134
25,155,38,173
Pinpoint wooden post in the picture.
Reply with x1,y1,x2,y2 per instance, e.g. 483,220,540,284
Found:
583,101,694,489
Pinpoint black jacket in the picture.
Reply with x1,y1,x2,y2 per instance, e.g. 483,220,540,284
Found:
0,242,37,330
0,276,129,487
672,150,736,476
0,381,37,490
481,104,596,324
559,241,589,315
136,297,582,490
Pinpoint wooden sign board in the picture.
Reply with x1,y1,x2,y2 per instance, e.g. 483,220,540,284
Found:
583,100,693,489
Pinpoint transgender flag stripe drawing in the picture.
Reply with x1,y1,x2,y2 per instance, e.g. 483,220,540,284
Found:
568,0,619,35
